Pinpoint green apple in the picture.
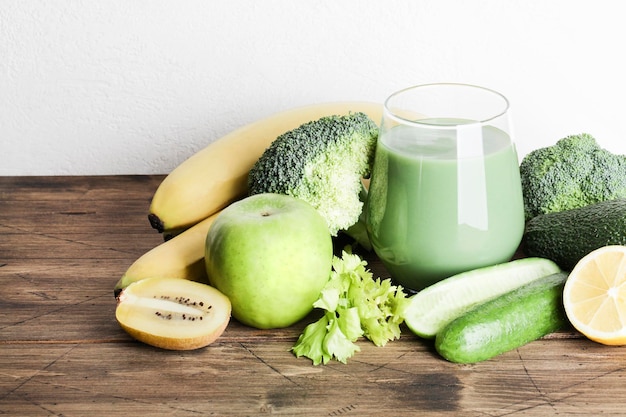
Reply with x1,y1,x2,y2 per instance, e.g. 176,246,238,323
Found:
205,193,333,329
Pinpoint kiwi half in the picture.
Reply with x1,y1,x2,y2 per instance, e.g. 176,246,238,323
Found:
115,277,231,350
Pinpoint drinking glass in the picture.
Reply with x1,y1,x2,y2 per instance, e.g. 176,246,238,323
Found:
365,83,525,291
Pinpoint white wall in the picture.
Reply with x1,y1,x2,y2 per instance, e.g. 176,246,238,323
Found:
2,0,625,175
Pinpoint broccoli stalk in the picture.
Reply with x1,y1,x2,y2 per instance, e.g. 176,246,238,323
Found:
520,133,626,220
248,112,379,248
342,182,372,251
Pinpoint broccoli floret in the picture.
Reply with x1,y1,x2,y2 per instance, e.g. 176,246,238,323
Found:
247,112,379,242
520,133,626,220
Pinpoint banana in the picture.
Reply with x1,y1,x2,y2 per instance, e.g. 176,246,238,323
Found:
148,101,383,233
114,211,221,296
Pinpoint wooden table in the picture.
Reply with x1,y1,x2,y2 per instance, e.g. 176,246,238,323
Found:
2,175,626,416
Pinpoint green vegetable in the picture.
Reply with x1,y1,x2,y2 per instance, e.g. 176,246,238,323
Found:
523,198,626,270
247,113,379,248
404,257,562,339
519,133,626,220
292,250,409,365
435,272,569,364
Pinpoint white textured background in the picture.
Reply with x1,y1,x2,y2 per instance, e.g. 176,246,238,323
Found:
2,0,625,175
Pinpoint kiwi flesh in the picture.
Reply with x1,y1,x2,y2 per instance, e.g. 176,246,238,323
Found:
115,277,231,350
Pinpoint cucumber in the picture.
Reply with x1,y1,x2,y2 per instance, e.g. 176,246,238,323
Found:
404,257,562,339
435,272,569,364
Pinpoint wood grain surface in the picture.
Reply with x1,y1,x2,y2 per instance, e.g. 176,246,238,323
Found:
2,175,626,416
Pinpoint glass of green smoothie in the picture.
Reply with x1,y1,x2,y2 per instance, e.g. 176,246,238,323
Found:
365,83,525,291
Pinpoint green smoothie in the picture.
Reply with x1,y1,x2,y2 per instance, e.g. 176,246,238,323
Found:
365,120,525,291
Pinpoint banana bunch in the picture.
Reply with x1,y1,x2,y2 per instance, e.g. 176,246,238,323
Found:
114,101,383,295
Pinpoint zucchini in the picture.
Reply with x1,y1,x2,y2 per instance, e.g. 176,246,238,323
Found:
435,272,569,363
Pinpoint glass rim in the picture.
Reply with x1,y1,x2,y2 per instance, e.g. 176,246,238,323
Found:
383,82,510,127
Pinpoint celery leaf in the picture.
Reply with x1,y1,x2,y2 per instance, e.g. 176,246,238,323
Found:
291,250,409,365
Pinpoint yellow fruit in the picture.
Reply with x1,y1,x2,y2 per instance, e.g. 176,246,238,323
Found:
116,277,231,350
563,245,626,345
114,211,221,295
148,101,383,232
